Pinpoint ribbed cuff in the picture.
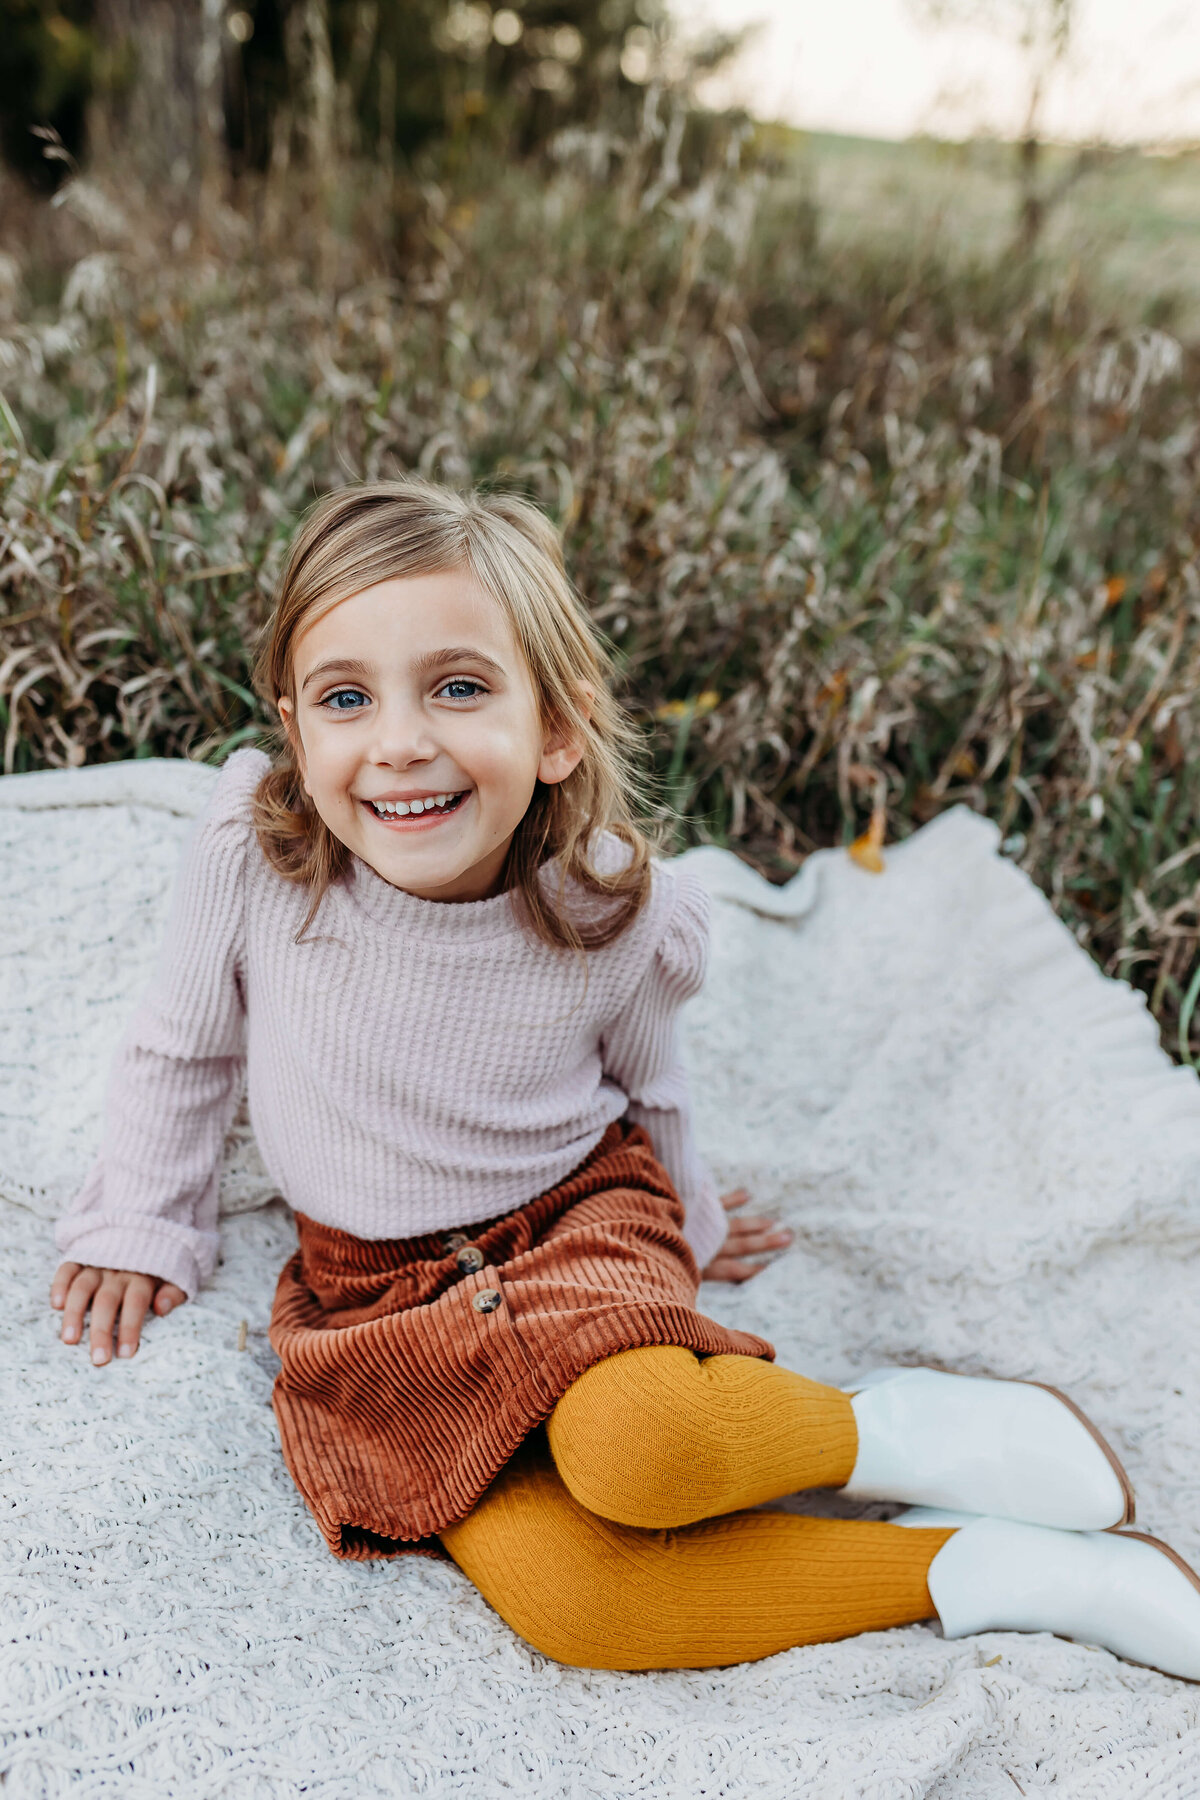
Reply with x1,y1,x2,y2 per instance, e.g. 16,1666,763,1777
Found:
52,1219,206,1298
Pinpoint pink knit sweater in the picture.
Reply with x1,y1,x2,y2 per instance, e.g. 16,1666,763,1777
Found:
55,747,728,1297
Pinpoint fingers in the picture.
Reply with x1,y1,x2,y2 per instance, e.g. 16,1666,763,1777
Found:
719,1188,751,1213
55,1268,180,1364
87,1273,130,1367
113,1276,156,1362
58,1265,101,1347
50,1262,82,1309
154,1284,186,1316
703,1254,769,1284
724,1218,793,1257
703,1211,794,1284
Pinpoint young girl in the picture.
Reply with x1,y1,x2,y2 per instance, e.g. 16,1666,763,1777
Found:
50,479,1200,1678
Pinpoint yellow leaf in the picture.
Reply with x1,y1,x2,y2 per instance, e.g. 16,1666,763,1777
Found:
848,804,886,874
816,670,847,710
654,692,720,723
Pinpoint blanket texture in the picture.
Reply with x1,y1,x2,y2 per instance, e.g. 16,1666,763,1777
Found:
3,759,1200,1799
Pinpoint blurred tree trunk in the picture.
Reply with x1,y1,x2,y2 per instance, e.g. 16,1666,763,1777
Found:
1012,0,1072,255
1015,70,1047,254
265,0,337,264
339,0,380,159
912,0,1076,256
284,0,337,174
88,0,229,210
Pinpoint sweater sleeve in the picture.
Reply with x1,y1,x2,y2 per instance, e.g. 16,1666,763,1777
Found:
53,748,265,1298
600,866,728,1272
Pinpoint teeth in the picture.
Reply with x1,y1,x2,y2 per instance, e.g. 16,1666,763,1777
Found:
370,793,463,819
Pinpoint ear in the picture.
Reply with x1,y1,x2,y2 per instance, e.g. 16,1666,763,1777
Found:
276,695,310,792
537,684,594,788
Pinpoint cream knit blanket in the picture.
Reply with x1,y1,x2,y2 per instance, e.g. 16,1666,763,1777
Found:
3,760,1200,1798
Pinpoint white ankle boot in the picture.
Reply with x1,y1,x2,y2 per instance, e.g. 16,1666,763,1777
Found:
896,1508,1200,1682
841,1367,1133,1529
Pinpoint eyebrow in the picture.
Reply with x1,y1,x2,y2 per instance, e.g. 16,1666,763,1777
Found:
300,647,509,695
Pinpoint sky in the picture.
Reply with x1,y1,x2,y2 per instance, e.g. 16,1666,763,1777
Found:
686,0,1200,145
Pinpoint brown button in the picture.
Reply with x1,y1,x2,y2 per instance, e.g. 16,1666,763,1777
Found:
456,1245,485,1274
472,1288,502,1314
444,1231,469,1253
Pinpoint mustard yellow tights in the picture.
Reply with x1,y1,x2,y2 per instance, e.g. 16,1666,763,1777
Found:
440,1346,955,1670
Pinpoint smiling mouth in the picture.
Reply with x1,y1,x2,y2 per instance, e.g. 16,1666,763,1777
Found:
363,791,468,823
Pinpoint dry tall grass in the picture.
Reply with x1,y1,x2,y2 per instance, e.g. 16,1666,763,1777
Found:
3,115,1200,1053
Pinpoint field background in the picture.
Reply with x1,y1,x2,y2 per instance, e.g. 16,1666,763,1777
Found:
2,4,1200,1057
807,131,1200,328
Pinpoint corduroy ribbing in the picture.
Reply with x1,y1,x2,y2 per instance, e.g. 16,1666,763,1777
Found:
55,746,732,1295
268,1122,772,1558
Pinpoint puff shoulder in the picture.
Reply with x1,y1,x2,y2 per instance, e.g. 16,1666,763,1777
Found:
648,859,711,1005
169,745,271,924
205,744,271,829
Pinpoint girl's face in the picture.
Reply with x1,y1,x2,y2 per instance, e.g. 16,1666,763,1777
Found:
277,569,584,903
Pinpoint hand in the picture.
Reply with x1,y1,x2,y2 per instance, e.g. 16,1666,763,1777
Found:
700,1189,793,1284
50,1262,187,1366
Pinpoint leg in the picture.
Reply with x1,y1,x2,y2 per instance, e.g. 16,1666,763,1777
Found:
547,1345,858,1528
440,1434,953,1671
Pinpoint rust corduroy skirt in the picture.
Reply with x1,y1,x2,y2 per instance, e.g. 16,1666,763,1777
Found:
269,1120,774,1559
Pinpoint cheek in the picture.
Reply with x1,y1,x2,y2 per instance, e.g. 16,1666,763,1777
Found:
465,719,544,798
302,725,359,797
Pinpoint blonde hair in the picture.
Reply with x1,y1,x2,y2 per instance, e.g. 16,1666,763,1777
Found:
250,477,656,949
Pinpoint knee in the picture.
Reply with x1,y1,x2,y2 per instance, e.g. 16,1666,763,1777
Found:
548,1346,739,1529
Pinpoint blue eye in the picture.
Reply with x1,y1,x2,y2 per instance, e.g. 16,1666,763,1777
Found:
438,678,485,700
321,688,367,713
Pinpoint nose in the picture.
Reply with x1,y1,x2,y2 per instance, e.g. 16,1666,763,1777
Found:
366,695,439,768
